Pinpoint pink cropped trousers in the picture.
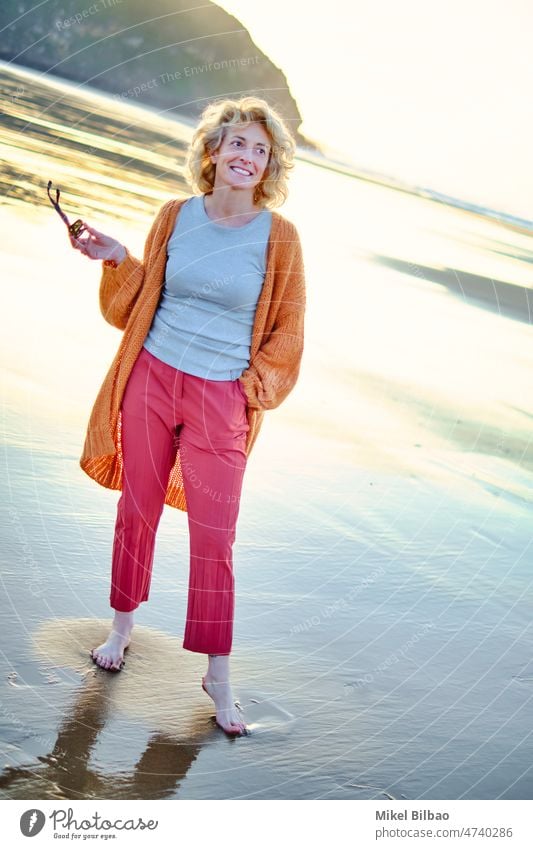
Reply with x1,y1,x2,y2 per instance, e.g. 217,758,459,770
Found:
110,345,250,655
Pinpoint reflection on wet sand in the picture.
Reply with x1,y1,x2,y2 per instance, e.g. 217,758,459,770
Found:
0,64,190,222
0,674,203,800
0,619,296,799
0,620,213,799
375,253,533,325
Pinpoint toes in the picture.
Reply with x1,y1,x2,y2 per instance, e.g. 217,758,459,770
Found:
216,714,247,735
90,648,126,672
218,723,241,735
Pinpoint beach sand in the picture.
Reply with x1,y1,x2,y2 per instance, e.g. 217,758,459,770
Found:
1,63,533,800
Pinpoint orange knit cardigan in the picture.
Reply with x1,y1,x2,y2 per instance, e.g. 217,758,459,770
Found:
79,195,306,512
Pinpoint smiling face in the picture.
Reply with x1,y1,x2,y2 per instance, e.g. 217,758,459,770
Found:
209,121,272,198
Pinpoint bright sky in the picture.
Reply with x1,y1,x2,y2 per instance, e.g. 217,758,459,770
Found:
217,0,532,220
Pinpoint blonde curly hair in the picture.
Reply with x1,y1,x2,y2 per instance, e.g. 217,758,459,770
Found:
185,96,296,209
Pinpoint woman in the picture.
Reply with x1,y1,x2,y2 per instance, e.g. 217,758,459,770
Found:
71,96,306,736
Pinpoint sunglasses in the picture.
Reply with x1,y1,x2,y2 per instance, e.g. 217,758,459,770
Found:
46,180,86,239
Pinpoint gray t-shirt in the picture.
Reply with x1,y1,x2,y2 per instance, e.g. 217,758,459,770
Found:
143,193,272,380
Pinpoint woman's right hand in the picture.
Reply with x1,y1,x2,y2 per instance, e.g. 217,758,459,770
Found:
69,223,127,264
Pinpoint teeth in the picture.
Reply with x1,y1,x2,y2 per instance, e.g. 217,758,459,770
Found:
231,166,251,176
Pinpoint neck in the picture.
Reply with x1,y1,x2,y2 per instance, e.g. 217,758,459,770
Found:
204,187,261,220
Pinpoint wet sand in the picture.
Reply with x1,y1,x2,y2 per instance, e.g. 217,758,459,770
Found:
1,63,533,800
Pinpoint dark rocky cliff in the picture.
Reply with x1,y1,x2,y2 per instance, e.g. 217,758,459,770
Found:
1,0,315,149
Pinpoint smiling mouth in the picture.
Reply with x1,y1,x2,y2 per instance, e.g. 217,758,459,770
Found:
230,165,253,176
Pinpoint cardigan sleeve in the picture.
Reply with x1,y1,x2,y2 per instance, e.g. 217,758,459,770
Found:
238,225,306,410
99,201,172,330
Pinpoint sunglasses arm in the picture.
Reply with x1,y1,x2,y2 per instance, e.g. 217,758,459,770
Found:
47,181,85,237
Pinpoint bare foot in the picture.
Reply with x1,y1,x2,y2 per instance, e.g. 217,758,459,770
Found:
202,675,247,735
91,611,134,672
